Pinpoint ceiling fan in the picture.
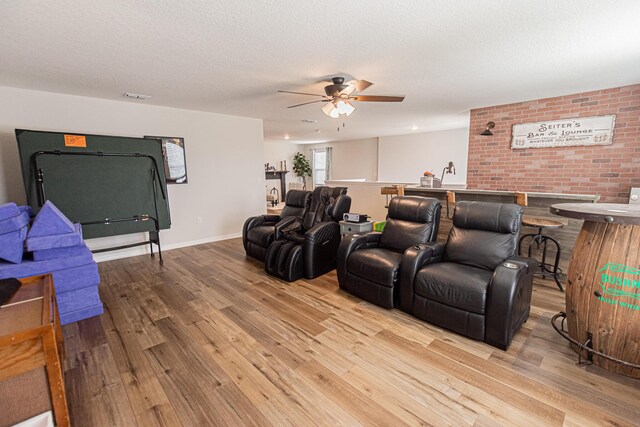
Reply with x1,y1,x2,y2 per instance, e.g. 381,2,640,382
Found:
278,77,405,118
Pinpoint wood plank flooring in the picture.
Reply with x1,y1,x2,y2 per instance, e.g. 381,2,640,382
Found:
62,238,640,426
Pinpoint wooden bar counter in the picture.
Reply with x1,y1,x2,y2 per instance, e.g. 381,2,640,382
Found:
550,203,640,378
404,187,599,274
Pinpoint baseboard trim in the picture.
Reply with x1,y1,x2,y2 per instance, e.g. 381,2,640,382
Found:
92,232,242,263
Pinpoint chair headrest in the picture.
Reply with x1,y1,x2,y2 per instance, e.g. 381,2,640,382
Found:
328,195,351,221
285,190,310,208
309,187,324,205
388,196,441,223
452,201,521,234
301,187,351,229
330,187,348,197
308,187,347,212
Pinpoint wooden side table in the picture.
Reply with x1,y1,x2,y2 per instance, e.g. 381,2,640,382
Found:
550,203,640,378
0,274,69,427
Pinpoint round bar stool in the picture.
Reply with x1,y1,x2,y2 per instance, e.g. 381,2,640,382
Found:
381,185,405,208
515,192,564,291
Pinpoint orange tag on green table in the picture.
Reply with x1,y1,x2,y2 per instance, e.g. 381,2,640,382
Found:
64,134,86,147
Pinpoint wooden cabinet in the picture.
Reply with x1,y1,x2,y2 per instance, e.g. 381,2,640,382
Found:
0,274,69,427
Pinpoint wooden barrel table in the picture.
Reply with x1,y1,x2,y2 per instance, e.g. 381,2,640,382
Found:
550,203,640,378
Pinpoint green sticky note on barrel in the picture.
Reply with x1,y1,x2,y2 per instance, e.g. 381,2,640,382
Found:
28,201,76,237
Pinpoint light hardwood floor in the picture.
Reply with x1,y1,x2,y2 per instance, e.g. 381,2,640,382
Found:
62,238,640,426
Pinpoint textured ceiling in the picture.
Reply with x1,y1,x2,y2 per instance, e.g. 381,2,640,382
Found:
1,1,639,143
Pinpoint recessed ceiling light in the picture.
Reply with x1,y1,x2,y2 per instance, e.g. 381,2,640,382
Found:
315,129,321,133
123,92,151,100
301,119,318,123
284,135,290,140
410,125,418,131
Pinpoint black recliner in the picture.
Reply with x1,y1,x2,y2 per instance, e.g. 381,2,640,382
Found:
242,190,311,261
265,186,351,281
337,196,441,308
399,201,536,350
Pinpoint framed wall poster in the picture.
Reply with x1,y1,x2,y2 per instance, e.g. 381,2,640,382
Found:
145,136,188,184
511,115,616,149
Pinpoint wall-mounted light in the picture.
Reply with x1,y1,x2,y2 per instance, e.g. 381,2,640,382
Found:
481,121,495,136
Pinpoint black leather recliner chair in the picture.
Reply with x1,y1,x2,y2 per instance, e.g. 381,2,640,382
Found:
265,186,351,281
399,201,536,350
337,196,441,308
242,190,311,261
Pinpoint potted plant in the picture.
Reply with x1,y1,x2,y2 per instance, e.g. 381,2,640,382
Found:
292,152,312,190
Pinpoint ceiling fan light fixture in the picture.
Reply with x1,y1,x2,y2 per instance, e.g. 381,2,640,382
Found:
280,76,403,123
336,100,355,116
322,100,353,118
340,81,358,96
322,102,335,117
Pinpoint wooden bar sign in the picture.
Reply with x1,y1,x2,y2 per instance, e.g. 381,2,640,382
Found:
511,115,615,149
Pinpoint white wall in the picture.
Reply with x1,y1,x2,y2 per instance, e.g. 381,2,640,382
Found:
378,128,469,185
324,180,394,222
305,137,378,182
0,86,265,259
263,141,302,191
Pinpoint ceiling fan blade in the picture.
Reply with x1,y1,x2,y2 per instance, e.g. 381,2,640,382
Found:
278,90,326,97
349,80,373,92
340,80,374,96
350,95,405,102
287,99,329,108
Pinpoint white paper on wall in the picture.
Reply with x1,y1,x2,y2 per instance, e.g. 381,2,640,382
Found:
165,141,186,182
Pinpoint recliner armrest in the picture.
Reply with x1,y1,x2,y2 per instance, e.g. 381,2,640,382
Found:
336,232,382,285
274,216,300,240
357,231,382,247
485,256,536,350
263,214,282,223
399,242,445,311
303,221,342,278
242,214,282,250
338,231,382,252
245,214,280,231
305,221,339,245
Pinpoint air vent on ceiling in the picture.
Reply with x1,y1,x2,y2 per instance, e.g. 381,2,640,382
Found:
123,92,151,100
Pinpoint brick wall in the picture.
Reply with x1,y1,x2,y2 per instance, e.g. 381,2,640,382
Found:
467,84,640,202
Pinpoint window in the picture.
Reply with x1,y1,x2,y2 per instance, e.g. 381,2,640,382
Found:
311,148,332,187
313,149,327,186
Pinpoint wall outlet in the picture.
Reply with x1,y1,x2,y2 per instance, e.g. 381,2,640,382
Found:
196,216,202,224
630,188,640,204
